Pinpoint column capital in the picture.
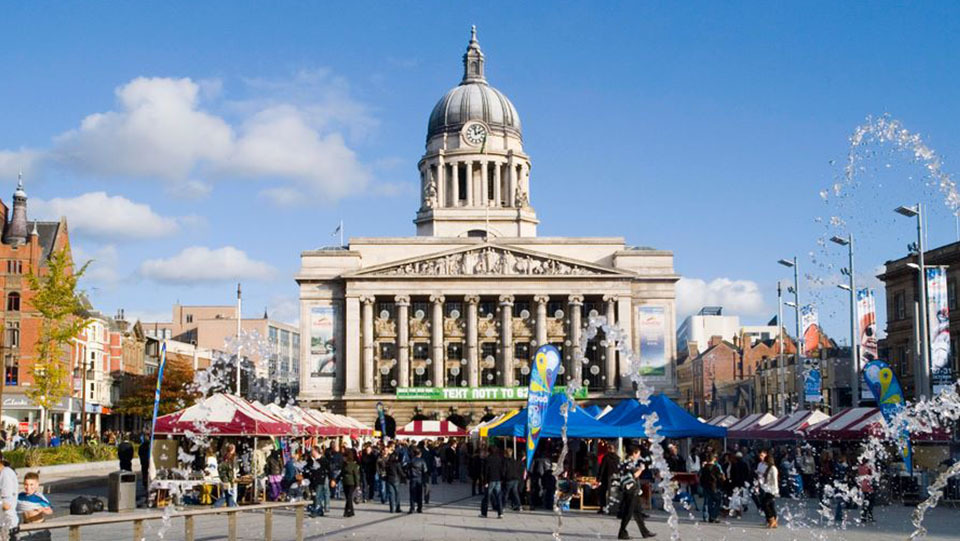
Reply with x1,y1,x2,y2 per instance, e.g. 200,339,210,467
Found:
533,294,550,305
430,294,446,304
464,294,481,305
360,295,375,305
498,294,515,306
568,294,584,306
602,294,617,304
394,295,411,307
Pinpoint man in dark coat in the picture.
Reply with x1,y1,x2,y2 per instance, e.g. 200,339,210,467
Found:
617,443,656,539
406,447,429,513
138,433,151,493
502,448,523,511
118,437,135,472
480,447,504,518
597,444,620,514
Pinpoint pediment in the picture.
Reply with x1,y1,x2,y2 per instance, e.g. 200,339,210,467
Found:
344,244,633,279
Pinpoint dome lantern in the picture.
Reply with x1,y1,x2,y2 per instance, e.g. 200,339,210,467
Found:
461,25,486,85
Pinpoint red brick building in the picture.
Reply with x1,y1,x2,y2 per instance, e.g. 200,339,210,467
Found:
0,176,75,431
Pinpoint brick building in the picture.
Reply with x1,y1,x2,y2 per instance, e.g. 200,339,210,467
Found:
0,176,75,430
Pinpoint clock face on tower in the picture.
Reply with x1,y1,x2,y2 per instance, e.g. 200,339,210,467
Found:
463,122,487,146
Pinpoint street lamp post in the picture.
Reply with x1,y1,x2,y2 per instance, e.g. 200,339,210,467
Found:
832,234,860,407
896,204,930,399
778,257,804,410
777,281,785,415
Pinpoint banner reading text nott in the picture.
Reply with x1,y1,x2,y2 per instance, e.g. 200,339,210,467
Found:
309,306,338,378
926,267,953,395
638,305,666,377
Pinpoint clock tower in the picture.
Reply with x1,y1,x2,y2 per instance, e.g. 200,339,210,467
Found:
415,26,538,238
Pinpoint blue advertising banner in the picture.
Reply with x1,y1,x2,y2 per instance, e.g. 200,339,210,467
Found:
926,267,953,395
525,344,562,470
862,360,912,472
803,363,822,403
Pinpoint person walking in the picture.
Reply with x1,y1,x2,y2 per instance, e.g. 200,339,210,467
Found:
728,452,751,517
213,444,239,508
502,448,523,511
698,453,725,523
480,447,504,518
616,443,656,539
138,433,151,495
759,453,779,528
597,444,620,514
857,457,875,523
340,450,361,518
406,447,428,513
361,444,379,502
383,446,405,513
306,445,330,517
469,448,483,496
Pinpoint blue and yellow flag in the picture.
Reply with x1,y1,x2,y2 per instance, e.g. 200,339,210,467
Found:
862,360,912,472
525,345,562,470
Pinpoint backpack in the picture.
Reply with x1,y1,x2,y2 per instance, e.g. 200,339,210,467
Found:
70,496,94,515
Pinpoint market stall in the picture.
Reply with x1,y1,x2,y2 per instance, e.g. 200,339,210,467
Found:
738,409,829,440
706,415,739,428
602,395,728,439
726,412,779,439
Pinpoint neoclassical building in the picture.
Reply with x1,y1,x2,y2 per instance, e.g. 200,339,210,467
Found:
297,28,679,425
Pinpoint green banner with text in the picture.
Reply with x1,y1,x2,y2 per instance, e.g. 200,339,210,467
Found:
396,386,587,401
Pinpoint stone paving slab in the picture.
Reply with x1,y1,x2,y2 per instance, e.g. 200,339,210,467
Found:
30,481,960,540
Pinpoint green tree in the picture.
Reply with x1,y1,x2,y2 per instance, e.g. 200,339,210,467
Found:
25,248,90,431
114,357,198,418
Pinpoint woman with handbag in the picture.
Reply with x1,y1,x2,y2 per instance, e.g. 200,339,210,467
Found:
759,453,779,528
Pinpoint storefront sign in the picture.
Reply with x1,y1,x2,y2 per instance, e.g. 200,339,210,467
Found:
396,385,587,401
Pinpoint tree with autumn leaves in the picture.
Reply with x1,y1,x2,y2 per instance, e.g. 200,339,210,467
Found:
25,248,90,432
114,356,199,418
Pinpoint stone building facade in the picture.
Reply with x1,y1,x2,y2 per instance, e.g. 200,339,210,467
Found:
296,29,679,425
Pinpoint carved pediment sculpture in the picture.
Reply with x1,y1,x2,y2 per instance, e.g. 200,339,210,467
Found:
512,318,533,337
366,246,609,277
478,318,497,339
547,318,565,338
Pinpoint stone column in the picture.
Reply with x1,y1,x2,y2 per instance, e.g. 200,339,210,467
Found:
499,295,515,386
345,296,361,394
437,153,445,207
361,296,375,394
465,295,480,388
480,161,489,206
395,295,410,388
431,294,445,387
451,161,459,206
493,162,502,207
534,295,549,348
464,161,473,207
604,294,617,392
568,295,583,385
507,156,516,207
617,296,634,392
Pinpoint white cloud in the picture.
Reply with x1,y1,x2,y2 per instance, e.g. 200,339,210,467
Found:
139,246,275,284
73,244,122,285
676,277,768,319
267,296,300,326
6,74,375,203
0,148,42,180
33,192,179,240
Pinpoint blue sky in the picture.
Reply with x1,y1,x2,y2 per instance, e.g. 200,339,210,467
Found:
1,2,959,343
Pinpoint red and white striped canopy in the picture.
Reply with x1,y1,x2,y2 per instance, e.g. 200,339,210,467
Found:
397,420,468,438
737,410,830,440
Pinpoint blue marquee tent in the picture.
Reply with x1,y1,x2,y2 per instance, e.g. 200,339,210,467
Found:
487,393,624,438
583,404,603,418
604,394,727,438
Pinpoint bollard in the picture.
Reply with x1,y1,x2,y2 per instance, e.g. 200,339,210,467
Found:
185,515,195,541
264,508,273,541
295,504,305,541
228,510,238,541
69,525,81,541
132,519,144,540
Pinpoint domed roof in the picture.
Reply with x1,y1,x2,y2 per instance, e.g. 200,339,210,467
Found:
427,27,521,141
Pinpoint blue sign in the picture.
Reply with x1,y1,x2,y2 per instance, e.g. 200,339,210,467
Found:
804,365,822,403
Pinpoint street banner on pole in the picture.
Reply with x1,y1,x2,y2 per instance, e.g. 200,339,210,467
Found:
800,304,820,356
863,360,913,472
926,267,953,395
525,344,561,470
857,288,879,401
377,401,387,441
147,341,168,484
800,305,822,403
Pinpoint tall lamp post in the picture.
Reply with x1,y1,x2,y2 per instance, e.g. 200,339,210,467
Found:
831,234,860,407
778,257,804,410
895,204,930,399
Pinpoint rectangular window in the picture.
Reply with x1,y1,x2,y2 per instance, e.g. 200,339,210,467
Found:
894,291,906,321
5,322,19,348
513,301,530,318
185,314,194,323
458,164,468,201
377,302,396,320
379,342,396,360
446,342,464,387
4,354,17,386
412,301,430,319
481,342,497,387
547,301,564,318
478,301,496,318
6,293,20,312
5,261,21,274
445,302,463,318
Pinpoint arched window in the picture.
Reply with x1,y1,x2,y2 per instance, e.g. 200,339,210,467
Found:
470,61,478,75
6,292,20,312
